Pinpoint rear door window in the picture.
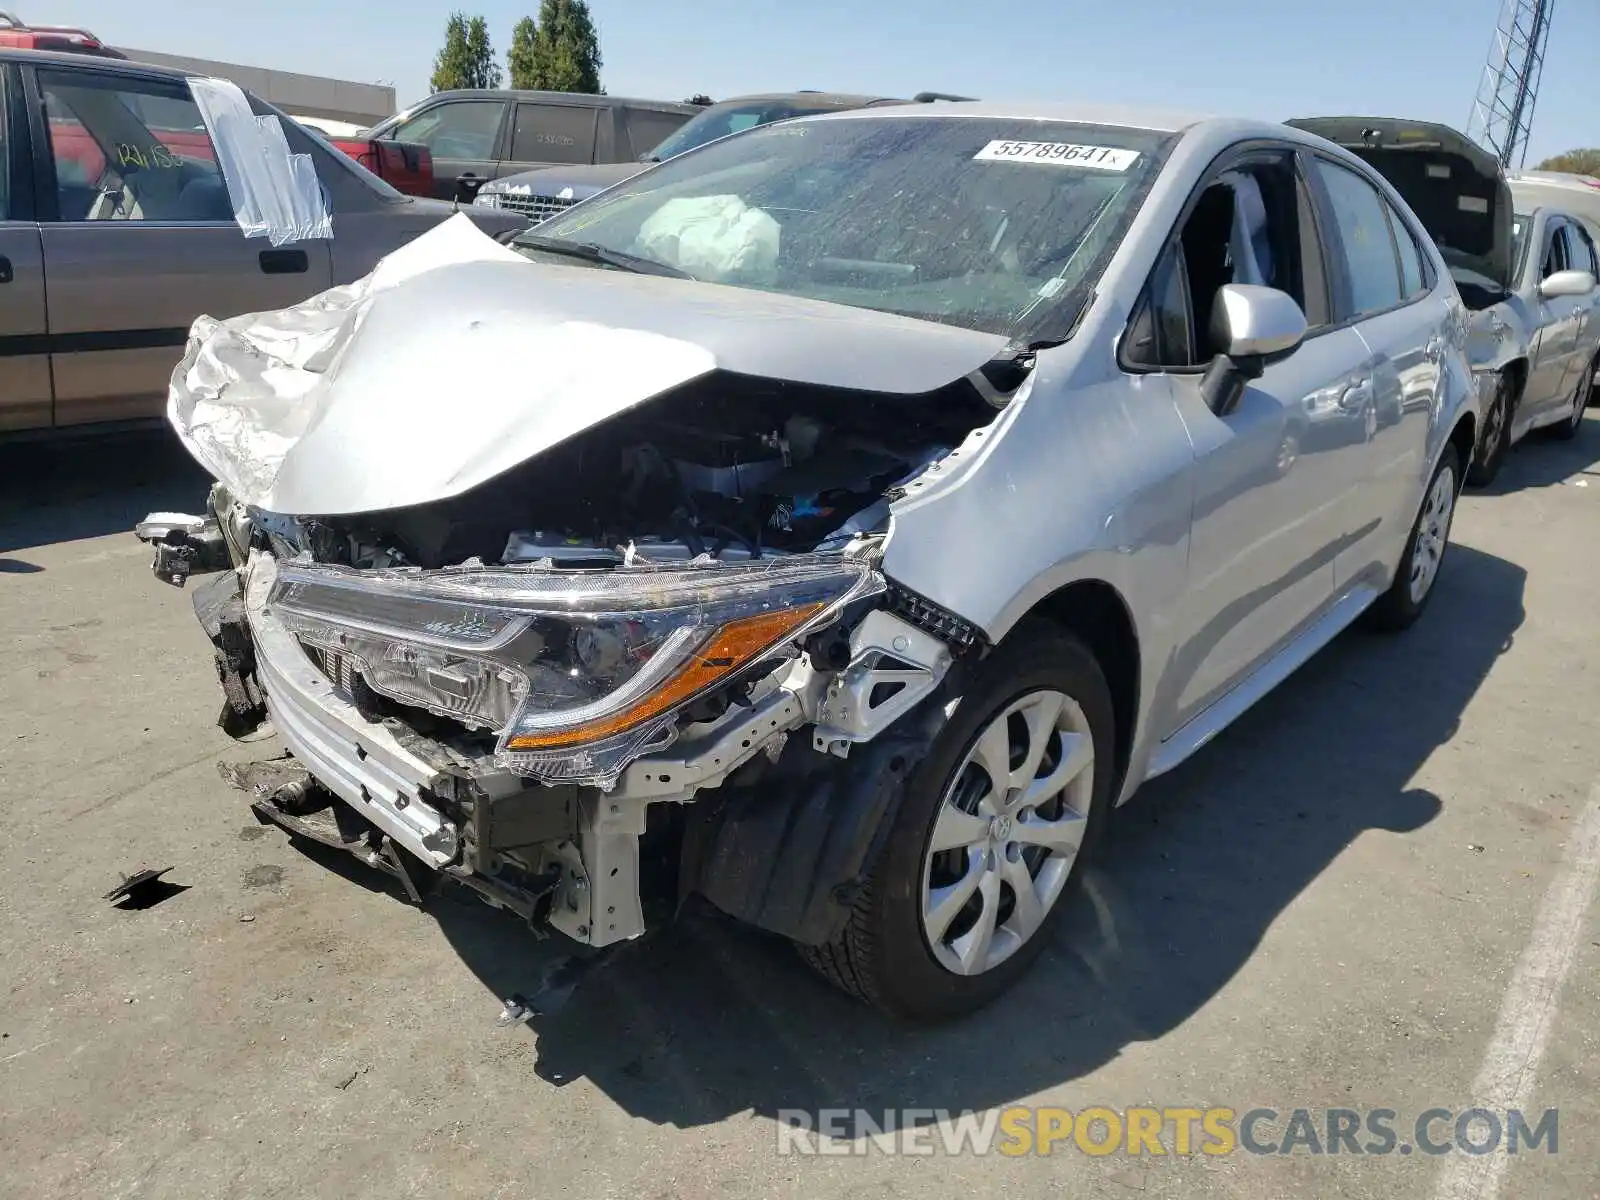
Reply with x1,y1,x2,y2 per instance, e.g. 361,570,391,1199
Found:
1314,158,1404,317
1391,206,1426,299
510,103,597,164
623,109,690,159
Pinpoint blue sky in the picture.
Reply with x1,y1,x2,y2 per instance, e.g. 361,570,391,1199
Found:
45,0,1600,164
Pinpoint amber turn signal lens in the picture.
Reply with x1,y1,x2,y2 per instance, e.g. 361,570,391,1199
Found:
505,603,825,751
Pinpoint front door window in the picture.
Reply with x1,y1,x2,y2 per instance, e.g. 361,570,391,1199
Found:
39,72,231,223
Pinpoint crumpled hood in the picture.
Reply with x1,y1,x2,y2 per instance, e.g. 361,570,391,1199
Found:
168,214,1008,516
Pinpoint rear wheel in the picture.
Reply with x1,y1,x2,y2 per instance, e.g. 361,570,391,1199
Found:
798,624,1115,1022
1466,373,1511,486
1547,359,1594,441
1367,444,1460,632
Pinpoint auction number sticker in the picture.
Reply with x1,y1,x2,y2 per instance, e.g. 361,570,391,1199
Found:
973,140,1140,171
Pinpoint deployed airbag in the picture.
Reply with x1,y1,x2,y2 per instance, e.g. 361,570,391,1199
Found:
636,195,780,282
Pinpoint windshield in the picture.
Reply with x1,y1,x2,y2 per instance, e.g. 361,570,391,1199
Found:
644,101,837,161
1512,213,1529,276
523,116,1172,338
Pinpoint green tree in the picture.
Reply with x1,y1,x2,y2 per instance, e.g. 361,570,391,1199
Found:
430,11,502,92
464,16,502,88
1534,148,1600,177
521,0,603,93
507,16,538,89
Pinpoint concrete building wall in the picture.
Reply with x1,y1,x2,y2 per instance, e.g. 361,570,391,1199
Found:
117,47,397,127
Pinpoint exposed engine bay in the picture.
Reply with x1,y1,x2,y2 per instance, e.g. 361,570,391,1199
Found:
261,378,963,572
138,213,1017,999
142,370,992,978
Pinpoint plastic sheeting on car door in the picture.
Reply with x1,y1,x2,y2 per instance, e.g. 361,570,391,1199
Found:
187,76,333,246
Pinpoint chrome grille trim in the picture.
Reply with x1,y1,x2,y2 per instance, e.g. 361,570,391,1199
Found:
499,193,578,223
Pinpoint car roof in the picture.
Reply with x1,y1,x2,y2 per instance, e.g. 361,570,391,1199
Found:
1508,173,1600,225
422,88,701,114
0,44,196,77
1510,170,1600,194
708,91,902,109
803,98,1219,134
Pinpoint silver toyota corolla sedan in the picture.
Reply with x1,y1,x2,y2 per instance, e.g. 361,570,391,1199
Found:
141,102,1479,1022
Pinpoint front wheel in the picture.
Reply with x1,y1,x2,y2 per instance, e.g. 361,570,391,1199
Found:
1367,443,1460,632
798,624,1115,1022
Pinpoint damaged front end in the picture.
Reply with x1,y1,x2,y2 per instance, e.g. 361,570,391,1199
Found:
140,218,1005,955
148,477,967,952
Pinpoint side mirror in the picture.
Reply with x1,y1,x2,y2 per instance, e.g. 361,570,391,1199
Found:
1539,269,1596,299
1201,284,1308,416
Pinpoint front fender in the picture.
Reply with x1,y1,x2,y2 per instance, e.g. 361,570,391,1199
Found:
1465,298,1532,378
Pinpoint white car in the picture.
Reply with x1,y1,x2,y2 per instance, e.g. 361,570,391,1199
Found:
1290,118,1600,485
1510,169,1600,399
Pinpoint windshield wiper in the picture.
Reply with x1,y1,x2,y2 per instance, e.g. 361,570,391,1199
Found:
515,235,689,279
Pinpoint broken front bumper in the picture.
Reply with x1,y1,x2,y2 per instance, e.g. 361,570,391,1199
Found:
160,534,960,952
241,554,461,869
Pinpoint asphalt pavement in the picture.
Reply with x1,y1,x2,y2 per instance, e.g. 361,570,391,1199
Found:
0,423,1596,1199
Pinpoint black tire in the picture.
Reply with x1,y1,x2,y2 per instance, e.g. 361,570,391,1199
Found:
1367,443,1460,632
1465,373,1511,487
1546,359,1593,442
798,622,1116,1022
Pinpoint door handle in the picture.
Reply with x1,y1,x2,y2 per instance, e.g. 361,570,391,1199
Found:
258,249,308,275
0,255,11,284
1338,380,1374,412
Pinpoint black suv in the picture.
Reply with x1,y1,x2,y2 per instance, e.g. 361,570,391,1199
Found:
367,89,704,201
473,90,974,222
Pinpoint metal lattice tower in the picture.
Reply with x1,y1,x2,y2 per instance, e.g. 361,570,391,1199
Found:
1468,0,1556,169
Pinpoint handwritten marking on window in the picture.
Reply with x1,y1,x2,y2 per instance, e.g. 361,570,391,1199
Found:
115,143,183,170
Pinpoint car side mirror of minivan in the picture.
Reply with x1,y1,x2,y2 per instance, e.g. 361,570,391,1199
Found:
1200,284,1309,416
1539,268,1596,299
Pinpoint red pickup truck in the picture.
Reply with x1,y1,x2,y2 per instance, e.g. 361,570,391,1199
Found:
318,134,434,197
0,9,125,57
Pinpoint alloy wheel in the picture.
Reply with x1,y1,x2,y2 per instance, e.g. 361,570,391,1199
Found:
1409,462,1457,605
920,689,1095,977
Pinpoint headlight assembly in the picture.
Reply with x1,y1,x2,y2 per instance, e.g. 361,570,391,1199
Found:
267,557,882,785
